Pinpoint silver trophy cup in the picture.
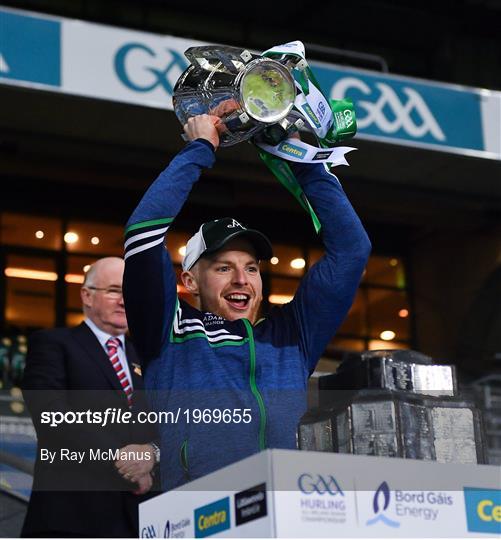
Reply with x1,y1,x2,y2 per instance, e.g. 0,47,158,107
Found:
299,350,487,464
173,45,300,147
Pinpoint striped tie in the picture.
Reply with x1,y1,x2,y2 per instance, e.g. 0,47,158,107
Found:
106,337,133,408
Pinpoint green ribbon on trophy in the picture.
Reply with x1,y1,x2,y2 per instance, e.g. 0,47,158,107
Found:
173,40,357,233
255,41,357,233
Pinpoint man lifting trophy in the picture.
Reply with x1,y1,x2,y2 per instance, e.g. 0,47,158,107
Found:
123,40,372,489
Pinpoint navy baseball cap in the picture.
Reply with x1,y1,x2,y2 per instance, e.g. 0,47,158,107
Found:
182,217,273,271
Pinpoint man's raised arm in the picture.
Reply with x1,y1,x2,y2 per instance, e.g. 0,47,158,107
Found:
286,161,371,371
123,115,219,362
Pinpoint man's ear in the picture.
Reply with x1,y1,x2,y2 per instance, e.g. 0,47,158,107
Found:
81,287,92,308
181,271,199,296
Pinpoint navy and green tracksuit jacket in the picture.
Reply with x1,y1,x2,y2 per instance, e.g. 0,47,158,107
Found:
123,139,371,490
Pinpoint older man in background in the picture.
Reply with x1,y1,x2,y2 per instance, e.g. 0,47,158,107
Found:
22,257,159,538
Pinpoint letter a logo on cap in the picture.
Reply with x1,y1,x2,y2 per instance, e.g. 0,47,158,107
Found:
227,219,243,229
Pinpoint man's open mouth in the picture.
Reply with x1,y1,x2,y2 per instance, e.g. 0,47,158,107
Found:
224,293,250,310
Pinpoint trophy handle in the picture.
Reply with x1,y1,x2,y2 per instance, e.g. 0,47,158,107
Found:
184,46,254,74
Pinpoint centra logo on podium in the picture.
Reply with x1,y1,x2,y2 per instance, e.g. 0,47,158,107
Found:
194,497,230,538
464,487,501,534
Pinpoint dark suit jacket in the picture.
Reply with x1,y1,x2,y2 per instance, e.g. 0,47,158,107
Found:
21,322,158,538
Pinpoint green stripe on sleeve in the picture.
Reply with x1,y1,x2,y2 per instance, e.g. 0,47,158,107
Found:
125,217,173,235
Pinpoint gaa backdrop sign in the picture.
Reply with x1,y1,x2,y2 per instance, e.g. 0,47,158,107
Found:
1,6,500,159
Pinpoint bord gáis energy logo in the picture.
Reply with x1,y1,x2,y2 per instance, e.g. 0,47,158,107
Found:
366,481,400,528
164,517,191,538
114,43,187,95
464,487,501,534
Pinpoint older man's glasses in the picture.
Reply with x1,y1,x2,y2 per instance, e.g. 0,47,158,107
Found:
87,286,123,298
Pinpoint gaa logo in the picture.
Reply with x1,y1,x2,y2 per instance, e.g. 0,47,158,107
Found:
114,43,188,95
141,524,158,538
331,77,445,141
343,108,354,128
298,473,344,496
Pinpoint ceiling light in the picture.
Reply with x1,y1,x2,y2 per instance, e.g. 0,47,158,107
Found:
64,231,79,244
290,258,305,269
35,230,44,239
65,274,84,284
178,245,186,257
398,309,409,318
380,330,396,341
10,401,24,414
5,268,57,281
270,257,279,265
83,265,91,272
269,294,294,304
91,236,100,245
10,386,22,398
389,258,398,267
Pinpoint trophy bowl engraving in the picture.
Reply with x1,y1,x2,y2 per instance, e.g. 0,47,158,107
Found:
239,59,295,123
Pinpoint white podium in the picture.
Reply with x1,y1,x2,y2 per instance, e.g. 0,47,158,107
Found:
139,450,500,538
